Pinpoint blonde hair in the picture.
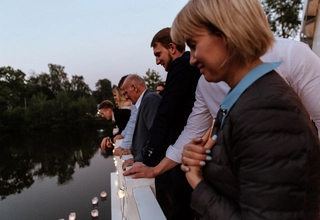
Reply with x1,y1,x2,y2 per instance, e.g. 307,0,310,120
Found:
112,87,130,109
171,0,274,68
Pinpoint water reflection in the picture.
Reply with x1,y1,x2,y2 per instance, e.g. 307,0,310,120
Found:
0,129,113,200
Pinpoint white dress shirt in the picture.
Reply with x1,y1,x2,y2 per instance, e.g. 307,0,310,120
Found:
166,38,320,163
120,104,137,149
120,89,146,149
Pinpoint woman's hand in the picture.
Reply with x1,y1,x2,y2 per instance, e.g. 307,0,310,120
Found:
181,127,217,167
181,129,217,189
184,166,203,189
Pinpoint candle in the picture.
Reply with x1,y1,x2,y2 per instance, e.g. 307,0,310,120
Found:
91,209,99,217
68,212,76,220
100,191,107,198
92,197,98,205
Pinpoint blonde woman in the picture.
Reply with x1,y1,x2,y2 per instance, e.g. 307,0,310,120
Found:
112,87,131,109
172,0,320,219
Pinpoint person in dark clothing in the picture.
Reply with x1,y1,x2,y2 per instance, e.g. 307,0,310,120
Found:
101,75,131,150
112,107,131,134
126,27,201,220
99,100,130,150
155,83,165,97
172,0,320,219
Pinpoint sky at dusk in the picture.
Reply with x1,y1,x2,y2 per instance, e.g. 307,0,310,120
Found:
0,0,189,90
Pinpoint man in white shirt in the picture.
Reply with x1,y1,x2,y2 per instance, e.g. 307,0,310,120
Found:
124,38,320,179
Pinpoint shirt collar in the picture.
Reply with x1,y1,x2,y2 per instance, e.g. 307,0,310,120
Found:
135,89,146,109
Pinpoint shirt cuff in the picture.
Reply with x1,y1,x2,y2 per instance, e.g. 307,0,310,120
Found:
165,145,183,163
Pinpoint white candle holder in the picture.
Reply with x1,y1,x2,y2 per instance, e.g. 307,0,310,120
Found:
92,197,98,205
100,191,107,198
91,209,99,217
68,212,76,220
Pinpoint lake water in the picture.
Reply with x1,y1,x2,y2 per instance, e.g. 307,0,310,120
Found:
0,129,115,220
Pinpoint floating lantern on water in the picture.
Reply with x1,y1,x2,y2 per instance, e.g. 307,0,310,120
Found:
92,197,98,205
91,209,99,217
100,191,107,198
68,212,76,220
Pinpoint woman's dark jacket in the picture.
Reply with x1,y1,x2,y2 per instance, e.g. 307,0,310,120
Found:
191,71,320,219
113,107,131,136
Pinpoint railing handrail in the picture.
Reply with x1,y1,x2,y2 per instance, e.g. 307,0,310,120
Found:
110,139,166,220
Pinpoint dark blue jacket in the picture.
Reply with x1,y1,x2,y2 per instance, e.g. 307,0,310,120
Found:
132,89,161,161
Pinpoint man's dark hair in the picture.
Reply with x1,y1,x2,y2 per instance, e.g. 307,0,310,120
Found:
118,74,129,88
157,83,166,88
150,27,185,52
98,100,114,110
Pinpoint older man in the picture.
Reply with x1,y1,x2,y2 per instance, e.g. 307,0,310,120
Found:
119,74,161,162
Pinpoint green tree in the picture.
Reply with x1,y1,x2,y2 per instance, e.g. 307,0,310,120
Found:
27,71,51,88
143,69,163,91
1,64,108,132
92,78,113,104
2,107,26,131
69,96,97,128
261,0,303,39
0,66,26,110
70,75,91,94
26,72,56,101
69,75,91,99
25,93,54,129
48,64,70,96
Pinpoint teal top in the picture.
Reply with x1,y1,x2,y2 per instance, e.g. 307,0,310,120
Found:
219,62,282,128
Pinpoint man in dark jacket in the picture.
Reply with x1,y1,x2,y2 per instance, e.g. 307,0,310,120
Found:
135,27,201,220
98,100,130,136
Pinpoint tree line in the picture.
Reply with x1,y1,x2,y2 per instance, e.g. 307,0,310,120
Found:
0,64,162,132
1,0,303,132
